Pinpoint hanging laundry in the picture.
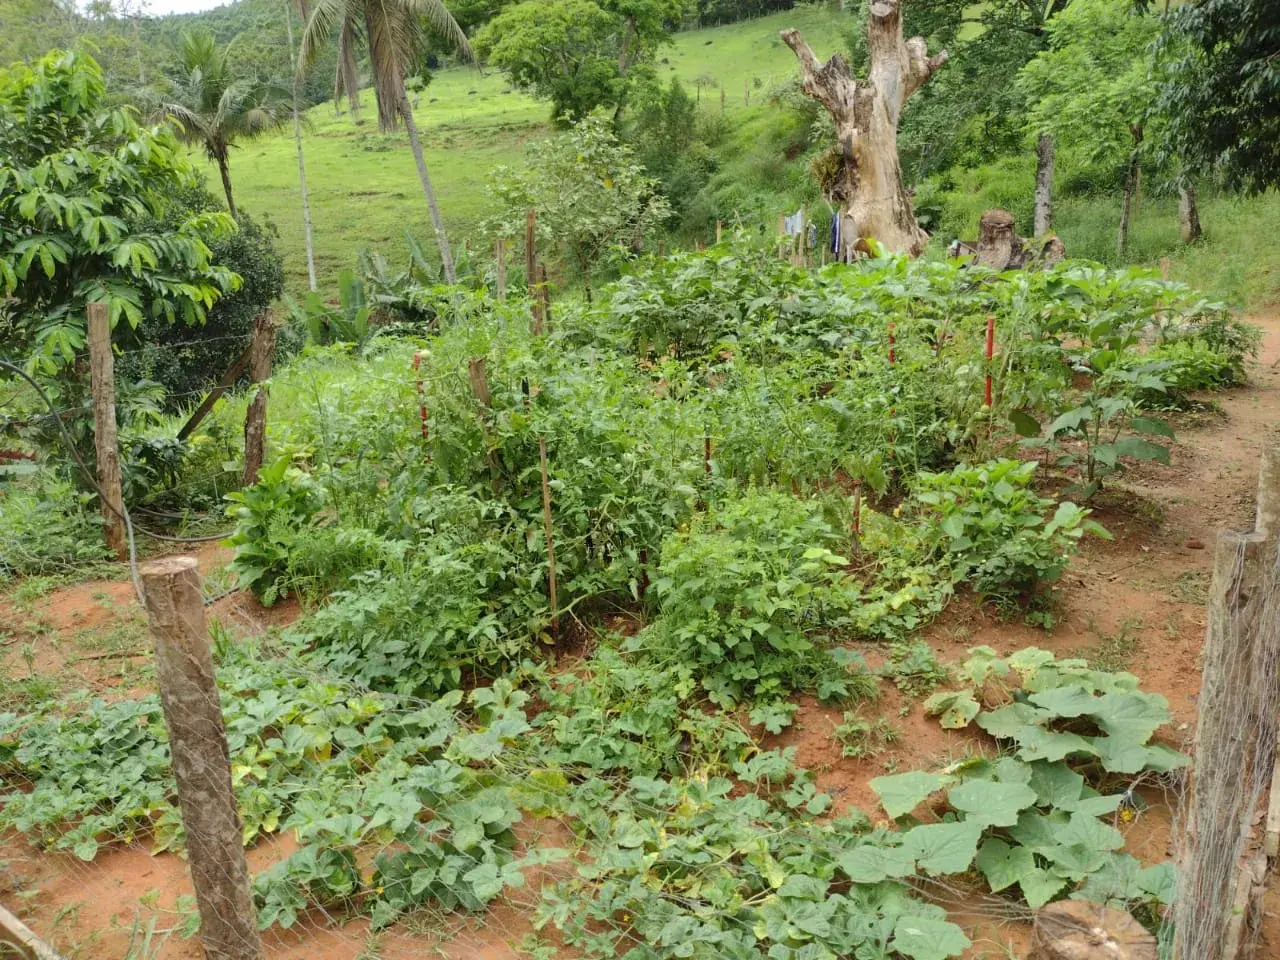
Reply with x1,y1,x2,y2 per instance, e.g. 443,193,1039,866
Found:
782,209,805,237
829,214,841,255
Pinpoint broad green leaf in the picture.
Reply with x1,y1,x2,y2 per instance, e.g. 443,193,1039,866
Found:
902,821,982,875
923,690,980,729
1020,866,1069,908
974,838,1036,893
1028,761,1086,808
1048,406,1092,438
890,915,971,960
1129,416,1175,438
976,702,1046,739
1111,436,1171,465
1028,686,1098,718
837,843,915,883
1014,725,1099,763
1092,691,1170,744
1058,811,1124,853
1009,409,1042,438
870,771,947,819
947,779,1038,827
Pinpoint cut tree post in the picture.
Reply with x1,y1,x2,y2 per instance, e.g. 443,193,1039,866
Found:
1029,900,1156,960
1179,180,1203,244
781,4,946,257
1173,444,1280,960
1034,132,1054,237
140,557,263,960
242,311,277,487
86,302,125,560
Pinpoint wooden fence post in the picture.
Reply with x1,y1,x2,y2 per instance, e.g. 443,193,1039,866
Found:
716,220,723,244
1173,445,1280,960
140,557,263,960
86,302,126,560
495,237,508,301
242,312,277,487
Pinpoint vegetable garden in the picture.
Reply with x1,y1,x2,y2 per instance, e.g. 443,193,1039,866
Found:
0,240,1269,959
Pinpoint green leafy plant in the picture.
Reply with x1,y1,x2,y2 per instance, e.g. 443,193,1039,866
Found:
832,710,900,759
638,490,863,718
911,459,1109,603
882,642,950,698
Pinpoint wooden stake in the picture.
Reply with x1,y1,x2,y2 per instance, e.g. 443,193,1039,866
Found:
0,902,65,960
495,236,507,300
177,344,253,441
467,357,501,496
535,263,551,334
525,209,538,332
140,557,263,960
242,311,277,486
412,350,430,445
87,302,125,560
538,436,559,637
984,315,995,408
716,220,723,244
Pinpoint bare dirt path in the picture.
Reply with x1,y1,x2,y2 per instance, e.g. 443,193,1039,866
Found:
1,314,1277,960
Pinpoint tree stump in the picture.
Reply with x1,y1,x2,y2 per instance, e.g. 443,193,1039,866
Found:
1029,901,1157,960
976,209,1019,270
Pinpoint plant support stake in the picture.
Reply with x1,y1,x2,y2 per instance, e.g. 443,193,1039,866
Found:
538,435,559,639
413,350,430,446
984,315,995,408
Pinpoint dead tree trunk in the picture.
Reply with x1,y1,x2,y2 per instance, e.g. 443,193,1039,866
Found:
1179,179,1202,243
781,3,946,257
1034,132,1054,236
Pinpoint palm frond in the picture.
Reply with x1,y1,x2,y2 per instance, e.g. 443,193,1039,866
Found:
400,0,471,62
300,0,350,70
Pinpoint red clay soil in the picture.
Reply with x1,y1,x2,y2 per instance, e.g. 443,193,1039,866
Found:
2,314,1278,960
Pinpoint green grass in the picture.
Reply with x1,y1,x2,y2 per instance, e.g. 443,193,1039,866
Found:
207,6,849,293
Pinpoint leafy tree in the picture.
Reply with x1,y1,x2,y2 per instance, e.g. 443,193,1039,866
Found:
0,50,239,379
300,0,470,282
152,30,290,220
1017,0,1161,252
1157,0,1280,194
474,0,682,122
486,115,670,300
116,182,284,406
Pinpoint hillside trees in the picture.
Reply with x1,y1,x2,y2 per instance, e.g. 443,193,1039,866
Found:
782,0,948,257
154,31,291,219
475,0,683,122
300,0,471,282
1157,0,1280,196
0,51,239,380
1017,0,1161,254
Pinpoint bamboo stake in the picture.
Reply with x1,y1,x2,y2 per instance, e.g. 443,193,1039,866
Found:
495,237,507,300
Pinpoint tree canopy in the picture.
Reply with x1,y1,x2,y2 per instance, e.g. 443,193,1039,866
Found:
0,50,239,376
1157,0,1280,194
475,0,683,122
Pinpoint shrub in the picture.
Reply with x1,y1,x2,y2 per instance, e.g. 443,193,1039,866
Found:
638,490,864,713
0,474,110,581
910,460,1107,604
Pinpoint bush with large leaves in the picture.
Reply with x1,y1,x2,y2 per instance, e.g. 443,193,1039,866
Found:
0,50,239,383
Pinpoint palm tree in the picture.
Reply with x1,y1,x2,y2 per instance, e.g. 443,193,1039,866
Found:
300,0,470,282
157,31,291,219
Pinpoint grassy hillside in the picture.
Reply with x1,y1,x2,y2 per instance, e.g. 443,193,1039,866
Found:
201,5,849,292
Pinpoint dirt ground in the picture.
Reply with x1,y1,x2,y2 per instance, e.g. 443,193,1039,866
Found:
2,312,1278,960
